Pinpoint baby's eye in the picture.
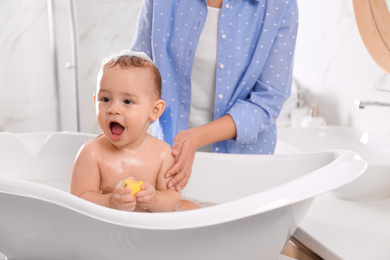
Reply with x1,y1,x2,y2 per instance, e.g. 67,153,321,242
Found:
103,97,110,102
124,99,132,105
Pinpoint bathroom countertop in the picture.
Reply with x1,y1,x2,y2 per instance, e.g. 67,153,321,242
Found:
294,194,390,260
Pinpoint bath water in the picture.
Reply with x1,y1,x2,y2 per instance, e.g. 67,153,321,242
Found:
182,195,217,208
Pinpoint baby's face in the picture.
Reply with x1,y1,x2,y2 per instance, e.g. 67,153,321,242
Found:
96,66,157,148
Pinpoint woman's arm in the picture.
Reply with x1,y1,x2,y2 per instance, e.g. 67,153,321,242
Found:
165,1,299,190
165,114,237,191
227,1,299,145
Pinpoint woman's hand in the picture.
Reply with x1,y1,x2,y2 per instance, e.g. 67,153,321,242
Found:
110,185,136,211
165,129,198,191
164,115,236,191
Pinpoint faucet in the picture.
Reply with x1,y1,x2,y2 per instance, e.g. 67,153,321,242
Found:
354,100,390,109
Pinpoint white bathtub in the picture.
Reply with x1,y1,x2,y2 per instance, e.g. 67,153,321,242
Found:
0,132,365,260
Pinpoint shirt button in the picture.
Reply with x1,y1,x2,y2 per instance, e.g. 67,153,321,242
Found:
225,4,230,8
221,34,226,39
219,63,224,69
218,94,223,99
215,147,220,152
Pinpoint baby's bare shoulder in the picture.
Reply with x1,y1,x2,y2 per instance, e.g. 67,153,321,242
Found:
150,136,171,153
146,135,173,159
82,136,102,149
77,135,107,158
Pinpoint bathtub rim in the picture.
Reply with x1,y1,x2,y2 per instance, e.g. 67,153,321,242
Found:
0,145,366,230
278,125,390,165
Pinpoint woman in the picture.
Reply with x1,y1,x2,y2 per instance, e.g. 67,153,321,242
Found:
131,0,298,191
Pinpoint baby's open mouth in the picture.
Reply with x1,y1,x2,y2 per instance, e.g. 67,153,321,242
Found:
110,122,125,137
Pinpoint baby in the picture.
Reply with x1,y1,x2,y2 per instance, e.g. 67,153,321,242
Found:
71,51,198,212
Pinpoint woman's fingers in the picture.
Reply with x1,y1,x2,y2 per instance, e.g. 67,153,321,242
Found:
167,158,192,190
176,171,191,190
176,158,193,190
165,134,187,178
171,141,181,157
165,153,185,178
167,170,185,190
171,131,187,157
166,129,197,190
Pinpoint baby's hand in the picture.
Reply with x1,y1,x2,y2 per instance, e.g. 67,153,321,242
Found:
110,181,136,211
135,183,157,211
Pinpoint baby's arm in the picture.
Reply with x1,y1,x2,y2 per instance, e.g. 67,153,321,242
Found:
70,142,136,211
135,150,181,212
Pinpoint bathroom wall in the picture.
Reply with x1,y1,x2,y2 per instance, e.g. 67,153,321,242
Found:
0,1,58,132
1,0,390,138
0,0,142,133
293,0,390,138
73,0,143,133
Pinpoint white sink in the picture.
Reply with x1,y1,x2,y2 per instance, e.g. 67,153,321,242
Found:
277,126,390,201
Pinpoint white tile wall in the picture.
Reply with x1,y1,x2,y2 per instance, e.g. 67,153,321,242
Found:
0,0,58,132
74,0,143,133
1,0,389,139
0,0,143,133
294,0,390,138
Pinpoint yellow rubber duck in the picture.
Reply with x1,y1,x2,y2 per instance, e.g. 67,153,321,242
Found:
122,179,144,195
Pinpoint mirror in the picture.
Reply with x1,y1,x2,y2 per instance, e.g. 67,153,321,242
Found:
353,0,390,73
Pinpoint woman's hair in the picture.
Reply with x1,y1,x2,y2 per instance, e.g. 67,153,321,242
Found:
103,54,162,99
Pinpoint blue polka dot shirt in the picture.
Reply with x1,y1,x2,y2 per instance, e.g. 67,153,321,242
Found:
132,0,298,154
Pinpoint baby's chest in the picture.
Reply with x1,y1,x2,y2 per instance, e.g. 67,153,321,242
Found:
99,156,160,191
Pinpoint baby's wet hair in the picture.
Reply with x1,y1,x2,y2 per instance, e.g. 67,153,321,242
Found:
102,53,162,99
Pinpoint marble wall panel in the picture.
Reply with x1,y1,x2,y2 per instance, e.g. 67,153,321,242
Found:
73,0,143,134
294,0,390,138
0,0,58,132
1,0,389,139
0,0,142,134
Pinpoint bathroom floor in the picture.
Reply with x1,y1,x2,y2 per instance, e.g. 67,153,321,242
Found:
280,240,322,260
0,253,307,260
0,240,318,260
279,255,296,260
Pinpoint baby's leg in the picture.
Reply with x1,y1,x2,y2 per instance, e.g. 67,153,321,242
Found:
179,200,201,211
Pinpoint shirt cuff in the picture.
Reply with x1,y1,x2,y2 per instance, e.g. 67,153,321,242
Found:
227,100,269,145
